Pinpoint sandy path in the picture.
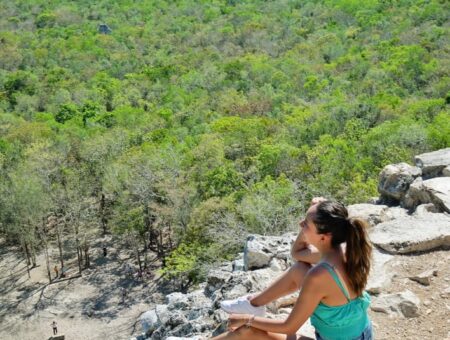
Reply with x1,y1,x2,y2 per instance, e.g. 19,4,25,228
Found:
0,237,160,340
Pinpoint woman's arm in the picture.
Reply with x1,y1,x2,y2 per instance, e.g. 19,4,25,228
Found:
291,197,326,264
291,241,321,264
228,270,325,334
290,230,320,264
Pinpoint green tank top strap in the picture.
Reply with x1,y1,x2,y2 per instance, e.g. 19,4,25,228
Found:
319,262,351,301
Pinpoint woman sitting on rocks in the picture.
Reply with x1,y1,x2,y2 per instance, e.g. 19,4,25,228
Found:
213,198,373,340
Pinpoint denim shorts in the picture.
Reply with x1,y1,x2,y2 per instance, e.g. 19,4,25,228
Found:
315,322,373,340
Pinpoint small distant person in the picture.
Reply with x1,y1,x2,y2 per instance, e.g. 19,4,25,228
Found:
53,265,59,279
103,246,107,257
51,320,57,335
60,266,66,278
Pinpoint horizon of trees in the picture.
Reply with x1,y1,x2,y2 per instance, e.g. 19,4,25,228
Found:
0,0,449,290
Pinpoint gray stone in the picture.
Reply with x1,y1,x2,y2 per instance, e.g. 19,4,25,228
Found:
380,206,409,222
140,309,159,335
232,258,245,272
155,304,170,325
187,289,213,309
443,166,450,177
205,270,232,295
422,177,450,213
414,203,440,216
270,257,287,272
296,318,316,339
409,269,438,286
244,235,275,270
167,312,188,328
414,148,450,178
347,203,388,226
271,291,298,311
369,214,450,254
244,234,293,270
403,177,429,210
378,163,422,202
366,248,395,294
166,292,189,310
249,267,281,292
225,283,249,300
371,290,420,317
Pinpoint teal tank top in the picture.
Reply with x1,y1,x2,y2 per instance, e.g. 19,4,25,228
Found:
310,262,371,340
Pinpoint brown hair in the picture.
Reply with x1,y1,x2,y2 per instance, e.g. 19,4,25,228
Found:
312,201,372,296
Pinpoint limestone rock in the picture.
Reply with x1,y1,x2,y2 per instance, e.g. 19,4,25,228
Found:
206,270,232,295
166,292,189,310
414,203,440,216
380,206,409,222
409,269,438,286
232,254,245,272
371,290,420,317
378,163,421,202
422,177,450,213
414,148,450,178
297,318,316,338
244,234,294,270
366,248,395,294
369,214,450,253
443,165,450,177
347,203,388,226
270,257,288,272
250,267,281,292
403,177,429,210
244,235,275,270
140,309,159,335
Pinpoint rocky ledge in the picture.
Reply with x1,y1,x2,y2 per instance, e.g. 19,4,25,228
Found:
133,148,450,340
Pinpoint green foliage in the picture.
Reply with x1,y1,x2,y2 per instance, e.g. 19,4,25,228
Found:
159,242,207,290
36,12,57,28
427,111,450,149
55,103,79,124
0,0,448,287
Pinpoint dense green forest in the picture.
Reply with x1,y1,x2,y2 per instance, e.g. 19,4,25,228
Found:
0,0,449,289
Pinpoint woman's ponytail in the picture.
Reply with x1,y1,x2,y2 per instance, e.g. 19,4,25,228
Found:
345,217,372,296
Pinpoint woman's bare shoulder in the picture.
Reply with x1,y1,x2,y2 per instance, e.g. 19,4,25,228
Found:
305,264,329,282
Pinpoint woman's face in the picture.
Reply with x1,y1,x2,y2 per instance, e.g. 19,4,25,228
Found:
300,205,321,245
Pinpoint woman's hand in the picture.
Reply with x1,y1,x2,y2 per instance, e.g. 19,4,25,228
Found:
227,314,250,331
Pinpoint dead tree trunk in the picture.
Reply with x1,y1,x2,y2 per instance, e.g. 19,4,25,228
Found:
74,225,82,275
21,238,31,279
38,218,51,282
83,240,90,268
56,225,64,270
100,193,108,236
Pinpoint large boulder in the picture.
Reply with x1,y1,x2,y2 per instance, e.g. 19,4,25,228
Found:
443,165,450,177
422,177,450,213
369,214,450,253
347,204,388,226
414,148,450,178
402,177,430,210
140,310,158,335
366,248,395,294
403,177,450,213
378,163,422,203
244,234,294,270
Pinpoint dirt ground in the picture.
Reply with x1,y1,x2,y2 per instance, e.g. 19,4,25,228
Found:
368,249,450,340
0,236,164,340
0,236,448,340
